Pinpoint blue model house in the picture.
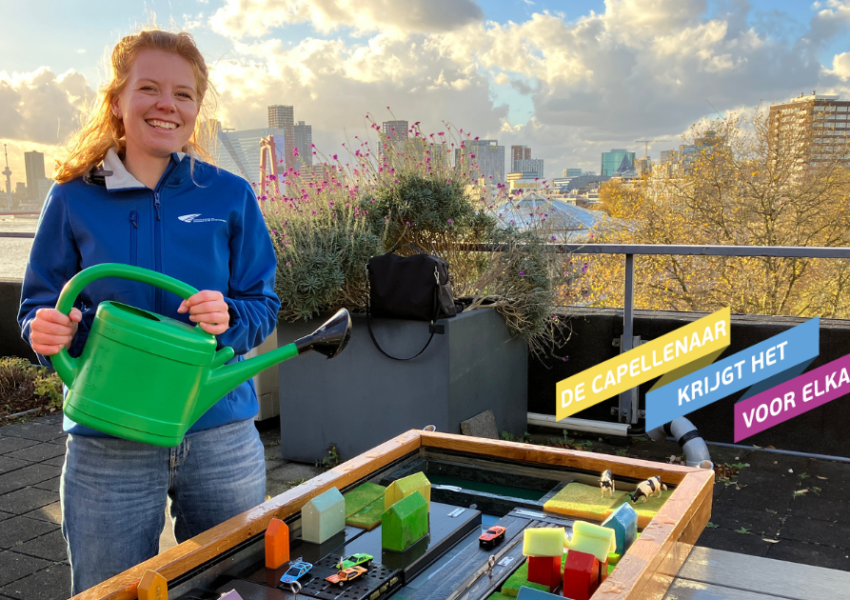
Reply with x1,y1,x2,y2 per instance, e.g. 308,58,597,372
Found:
601,503,638,554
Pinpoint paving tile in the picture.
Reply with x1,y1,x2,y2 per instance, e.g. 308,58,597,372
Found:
0,424,61,442
0,563,71,600
34,415,63,426
0,438,38,456
16,530,67,563
780,515,850,548
5,444,65,463
0,464,62,495
0,516,57,549
0,488,57,515
42,456,64,468
695,526,771,557
32,478,60,494
788,493,849,522
713,475,795,512
0,550,52,587
766,539,850,571
44,434,67,447
0,511,13,523
707,504,785,538
0,457,29,476
25,503,61,525
743,451,812,475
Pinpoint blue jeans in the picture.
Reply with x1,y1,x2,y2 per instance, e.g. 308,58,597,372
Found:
60,419,266,595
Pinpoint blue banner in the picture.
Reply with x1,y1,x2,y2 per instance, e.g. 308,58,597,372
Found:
645,318,820,430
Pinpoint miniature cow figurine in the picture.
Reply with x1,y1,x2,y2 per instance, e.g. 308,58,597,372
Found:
599,470,615,498
629,476,667,503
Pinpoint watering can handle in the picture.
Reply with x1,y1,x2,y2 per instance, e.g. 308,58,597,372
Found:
55,263,199,315
51,264,201,386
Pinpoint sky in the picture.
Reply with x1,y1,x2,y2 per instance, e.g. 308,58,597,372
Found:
2,0,850,187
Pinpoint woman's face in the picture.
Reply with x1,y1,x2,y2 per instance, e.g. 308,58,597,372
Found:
113,49,200,159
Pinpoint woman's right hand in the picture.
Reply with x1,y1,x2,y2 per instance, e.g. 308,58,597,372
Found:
30,308,82,356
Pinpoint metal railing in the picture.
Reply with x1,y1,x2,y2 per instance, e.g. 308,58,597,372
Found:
7,233,848,427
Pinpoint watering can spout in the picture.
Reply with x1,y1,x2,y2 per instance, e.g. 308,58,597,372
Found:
197,309,352,417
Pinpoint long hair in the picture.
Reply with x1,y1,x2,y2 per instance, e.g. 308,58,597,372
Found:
54,29,215,184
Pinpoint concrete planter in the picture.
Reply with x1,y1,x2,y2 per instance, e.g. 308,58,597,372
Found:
277,308,527,463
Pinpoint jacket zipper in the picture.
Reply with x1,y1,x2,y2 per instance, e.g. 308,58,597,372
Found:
151,159,179,313
129,210,138,266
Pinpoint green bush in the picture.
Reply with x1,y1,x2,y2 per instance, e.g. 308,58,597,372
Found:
0,357,63,416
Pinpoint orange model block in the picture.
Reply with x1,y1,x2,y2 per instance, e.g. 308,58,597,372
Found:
138,570,168,600
265,518,290,569
562,550,599,600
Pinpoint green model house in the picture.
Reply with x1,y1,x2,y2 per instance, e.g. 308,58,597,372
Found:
381,490,429,552
302,487,345,544
384,472,431,511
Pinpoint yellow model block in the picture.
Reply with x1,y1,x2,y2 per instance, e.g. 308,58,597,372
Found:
384,472,431,511
522,527,566,557
565,521,616,563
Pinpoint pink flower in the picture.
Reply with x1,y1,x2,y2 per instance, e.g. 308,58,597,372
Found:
293,147,299,157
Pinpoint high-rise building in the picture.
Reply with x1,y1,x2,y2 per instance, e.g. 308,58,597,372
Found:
24,151,46,201
768,93,850,173
564,168,583,177
600,149,635,177
510,145,532,172
268,105,295,170
512,158,544,178
36,178,53,203
293,121,313,168
455,139,506,183
203,119,288,184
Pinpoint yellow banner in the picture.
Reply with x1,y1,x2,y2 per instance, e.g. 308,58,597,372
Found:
556,307,731,421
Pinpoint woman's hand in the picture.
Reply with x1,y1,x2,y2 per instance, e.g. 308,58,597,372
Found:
30,307,83,356
178,290,230,335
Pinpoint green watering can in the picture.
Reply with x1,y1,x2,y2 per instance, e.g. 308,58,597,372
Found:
52,263,352,447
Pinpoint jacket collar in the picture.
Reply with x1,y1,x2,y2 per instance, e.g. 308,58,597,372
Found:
100,147,191,192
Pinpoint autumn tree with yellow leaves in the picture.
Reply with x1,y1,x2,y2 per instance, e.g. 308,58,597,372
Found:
581,108,850,318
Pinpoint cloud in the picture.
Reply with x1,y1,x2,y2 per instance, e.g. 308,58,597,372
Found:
0,68,94,146
832,51,850,80
209,0,484,38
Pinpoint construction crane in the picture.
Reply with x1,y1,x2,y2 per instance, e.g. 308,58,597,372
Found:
635,140,670,160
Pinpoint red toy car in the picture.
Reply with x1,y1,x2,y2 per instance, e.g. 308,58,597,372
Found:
479,525,507,548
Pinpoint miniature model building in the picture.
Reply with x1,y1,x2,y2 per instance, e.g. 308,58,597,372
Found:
302,487,345,544
501,561,551,597
516,587,564,600
384,472,431,510
381,490,429,552
344,482,386,530
521,527,567,592
565,521,616,563
264,518,290,568
601,503,638,554
562,550,599,600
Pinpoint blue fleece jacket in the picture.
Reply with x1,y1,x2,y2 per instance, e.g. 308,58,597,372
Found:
17,150,281,437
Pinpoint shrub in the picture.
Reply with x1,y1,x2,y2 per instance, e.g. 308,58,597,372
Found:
0,357,63,417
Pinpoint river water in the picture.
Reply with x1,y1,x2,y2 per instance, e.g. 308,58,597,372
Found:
0,215,37,280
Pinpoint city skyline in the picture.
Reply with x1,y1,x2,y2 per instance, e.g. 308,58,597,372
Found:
2,1,850,189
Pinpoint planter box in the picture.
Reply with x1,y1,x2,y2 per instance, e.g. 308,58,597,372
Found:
277,308,527,462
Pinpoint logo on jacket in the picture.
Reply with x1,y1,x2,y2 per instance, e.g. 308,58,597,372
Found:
178,213,226,223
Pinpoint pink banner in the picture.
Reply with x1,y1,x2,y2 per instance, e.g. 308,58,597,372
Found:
734,353,850,442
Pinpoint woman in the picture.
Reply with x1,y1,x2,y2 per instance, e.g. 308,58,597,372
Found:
17,29,280,594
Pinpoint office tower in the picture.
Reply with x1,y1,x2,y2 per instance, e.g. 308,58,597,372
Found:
510,145,532,171
768,93,850,174
600,149,635,177
564,168,582,177
204,121,288,184
24,151,46,201
268,105,295,170
454,139,506,184
512,158,544,178
294,121,313,168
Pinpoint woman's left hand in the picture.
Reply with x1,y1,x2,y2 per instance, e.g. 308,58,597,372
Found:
178,290,230,335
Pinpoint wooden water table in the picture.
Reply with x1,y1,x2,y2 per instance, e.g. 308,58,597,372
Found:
75,430,714,600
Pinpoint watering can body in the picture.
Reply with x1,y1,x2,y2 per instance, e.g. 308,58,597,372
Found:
52,264,350,447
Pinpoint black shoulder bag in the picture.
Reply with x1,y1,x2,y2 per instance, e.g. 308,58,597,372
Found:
366,246,457,361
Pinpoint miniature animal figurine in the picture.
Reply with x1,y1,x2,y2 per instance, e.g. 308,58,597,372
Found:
599,470,615,498
629,476,667,503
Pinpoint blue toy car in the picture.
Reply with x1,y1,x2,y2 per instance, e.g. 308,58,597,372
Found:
280,559,313,585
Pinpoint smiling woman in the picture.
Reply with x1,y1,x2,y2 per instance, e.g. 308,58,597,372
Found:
17,27,281,597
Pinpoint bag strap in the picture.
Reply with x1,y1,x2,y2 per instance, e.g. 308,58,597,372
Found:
366,283,440,362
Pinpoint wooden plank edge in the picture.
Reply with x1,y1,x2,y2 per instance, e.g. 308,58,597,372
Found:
420,431,699,484
592,469,714,600
74,429,423,600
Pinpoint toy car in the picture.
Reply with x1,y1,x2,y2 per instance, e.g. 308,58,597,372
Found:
325,566,368,587
280,559,313,585
479,525,507,548
336,553,373,570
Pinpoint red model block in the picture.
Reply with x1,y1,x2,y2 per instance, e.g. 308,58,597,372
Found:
562,550,599,600
265,518,290,569
527,556,561,591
